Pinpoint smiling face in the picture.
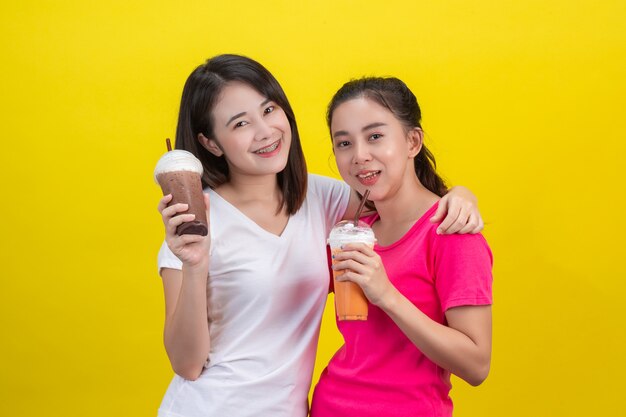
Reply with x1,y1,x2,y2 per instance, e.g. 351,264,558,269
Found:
330,97,422,202
203,81,292,180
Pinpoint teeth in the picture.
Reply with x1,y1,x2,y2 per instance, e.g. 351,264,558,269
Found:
256,142,279,154
358,171,379,179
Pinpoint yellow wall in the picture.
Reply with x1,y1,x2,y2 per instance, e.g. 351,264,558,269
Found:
1,1,624,416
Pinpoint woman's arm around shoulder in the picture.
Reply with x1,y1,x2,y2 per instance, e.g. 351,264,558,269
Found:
343,185,485,235
430,185,484,235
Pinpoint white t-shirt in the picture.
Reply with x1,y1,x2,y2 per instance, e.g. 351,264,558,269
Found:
156,174,350,417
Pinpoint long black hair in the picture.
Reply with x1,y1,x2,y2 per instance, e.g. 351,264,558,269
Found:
175,54,308,215
327,76,447,197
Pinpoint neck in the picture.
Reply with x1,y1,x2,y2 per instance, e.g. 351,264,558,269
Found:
374,174,439,226
217,173,281,204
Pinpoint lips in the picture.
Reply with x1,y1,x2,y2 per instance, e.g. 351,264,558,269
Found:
253,140,281,156
356,170,381,186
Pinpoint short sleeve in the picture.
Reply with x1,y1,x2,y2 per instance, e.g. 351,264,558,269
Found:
307,174,351,234
157,240,182,275
432,233,493,312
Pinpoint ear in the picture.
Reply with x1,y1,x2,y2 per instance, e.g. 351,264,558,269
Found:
198,133,224,157
407,128,423,158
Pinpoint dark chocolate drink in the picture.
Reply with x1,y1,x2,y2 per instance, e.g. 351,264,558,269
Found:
154,150,208,236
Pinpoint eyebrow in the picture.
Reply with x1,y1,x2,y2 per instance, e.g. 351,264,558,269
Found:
333,122,387,138
225,98,274,127
226,112,246,127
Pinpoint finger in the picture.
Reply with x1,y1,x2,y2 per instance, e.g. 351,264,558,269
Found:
443,208,469,234
436,201,461,234
203,193,211,225
464,212,484,234
332,257,359,273
203,193,210,212
334,270,361,284
166,231,206,254
429,195,449,223
177,233,206,245
335,251,373,269
473,215,485,234
333,258,370,277
167,213,196,233
333,247,375,265
157,194,173,212
341,242,376,255
161,203,190,220
458,214,479,234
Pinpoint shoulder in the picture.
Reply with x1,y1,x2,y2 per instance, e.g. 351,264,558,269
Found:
301,174,351,227
306,174,350,203
431,231,493,266
430,232,493,310
307,173,347,193
423,201,492,257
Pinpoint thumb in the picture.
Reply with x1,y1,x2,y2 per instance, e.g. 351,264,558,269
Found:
204,193,211,237
429,196,448,223
204,193,211,215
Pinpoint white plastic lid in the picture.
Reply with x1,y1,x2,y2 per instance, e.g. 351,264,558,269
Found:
154,149,204,182
328,220,376,247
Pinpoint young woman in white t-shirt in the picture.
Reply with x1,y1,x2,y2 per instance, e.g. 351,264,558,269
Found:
154,54,483,417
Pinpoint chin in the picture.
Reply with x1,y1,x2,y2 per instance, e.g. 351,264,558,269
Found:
267,160,289,175
362,189,384,203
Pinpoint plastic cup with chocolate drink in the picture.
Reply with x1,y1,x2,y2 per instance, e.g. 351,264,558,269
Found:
154,149,208,236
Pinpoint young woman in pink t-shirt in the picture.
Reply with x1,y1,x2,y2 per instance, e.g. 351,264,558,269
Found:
311,77,493,417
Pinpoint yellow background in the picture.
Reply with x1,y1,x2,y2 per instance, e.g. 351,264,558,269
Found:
1,1,625,416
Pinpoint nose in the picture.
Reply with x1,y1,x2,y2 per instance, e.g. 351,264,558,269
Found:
352,142,372,165
254,118,273,141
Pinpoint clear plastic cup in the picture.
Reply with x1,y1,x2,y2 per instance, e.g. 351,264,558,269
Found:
154,150,208,236
328,220,376,320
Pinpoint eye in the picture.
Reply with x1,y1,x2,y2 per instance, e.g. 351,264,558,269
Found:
334,140,351,148
369,133,382,141
234,120,248,128
264,105,275,114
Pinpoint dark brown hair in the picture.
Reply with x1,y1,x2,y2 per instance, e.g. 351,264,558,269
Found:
175,54,307,214
327,77,447,197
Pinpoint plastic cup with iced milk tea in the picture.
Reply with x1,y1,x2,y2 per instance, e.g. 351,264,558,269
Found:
328,220,376,320
154,149,208,236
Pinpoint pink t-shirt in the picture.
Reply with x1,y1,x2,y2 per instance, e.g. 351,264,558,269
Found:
311,202,493,417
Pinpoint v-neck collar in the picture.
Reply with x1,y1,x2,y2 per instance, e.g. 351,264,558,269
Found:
364,201,440,250
208,188,293,239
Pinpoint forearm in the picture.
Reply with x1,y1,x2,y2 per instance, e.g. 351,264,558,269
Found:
163,263,211,380
379,289,491,386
